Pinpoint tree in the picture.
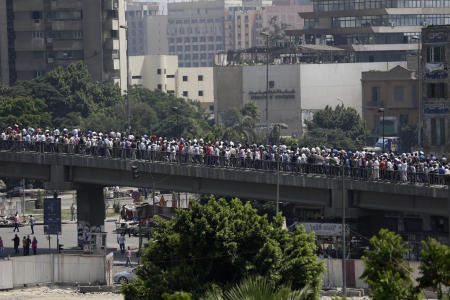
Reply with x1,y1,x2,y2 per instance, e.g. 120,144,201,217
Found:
5,62,123,129
221,102,262,143
121,197,324,299
302,105,366,150
0,95,51,128
360,229,421,300
206,275,313,300
418,238,450,299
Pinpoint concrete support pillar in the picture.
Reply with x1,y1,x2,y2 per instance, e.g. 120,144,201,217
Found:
76,183,105,248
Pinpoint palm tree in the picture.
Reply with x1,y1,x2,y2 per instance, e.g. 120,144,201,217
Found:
205,276,313,300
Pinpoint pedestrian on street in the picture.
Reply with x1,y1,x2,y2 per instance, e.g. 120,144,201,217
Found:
70,203,76,221
117,234,125,255
22,236,27,256
12,234,19,254
29,215,35,234
0,237,4,258
31,237,38,255
125,246,132,266
13,212,20,232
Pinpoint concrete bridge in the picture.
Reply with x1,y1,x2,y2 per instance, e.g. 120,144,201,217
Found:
0,149,449,244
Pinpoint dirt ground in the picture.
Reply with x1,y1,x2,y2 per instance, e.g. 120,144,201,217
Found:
0,286,124,300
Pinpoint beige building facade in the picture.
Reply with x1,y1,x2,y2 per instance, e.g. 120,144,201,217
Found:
214,61,407,138
361,65,419,147
0,0,127,91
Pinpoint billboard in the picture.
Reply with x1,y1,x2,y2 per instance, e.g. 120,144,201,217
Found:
44,197,61,235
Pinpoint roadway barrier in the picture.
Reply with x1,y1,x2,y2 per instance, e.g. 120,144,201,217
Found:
0,252,113,289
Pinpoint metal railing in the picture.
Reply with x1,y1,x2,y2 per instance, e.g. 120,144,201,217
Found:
0,140,447,186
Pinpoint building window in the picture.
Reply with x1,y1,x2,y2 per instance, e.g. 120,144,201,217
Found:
393,86,404,102
269,81,274,89
34,71,43,77
439,118,446,146
399,114,408,126
427,83,447,98
426,46,446,63
198,90,204,96
182,76,188,82
157,84,162,90
431,118,437,145
166,74,175,78
183,91,188,97
157,68,161,75
371,86,381,105
198,75,203,81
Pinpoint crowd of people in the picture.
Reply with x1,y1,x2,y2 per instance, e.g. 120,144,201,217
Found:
1,124,449,185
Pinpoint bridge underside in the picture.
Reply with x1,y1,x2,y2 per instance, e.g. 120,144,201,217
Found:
0,153,448,227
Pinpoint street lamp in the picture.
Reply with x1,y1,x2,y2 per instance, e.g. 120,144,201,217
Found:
172,106,179,139
378,107,385,153
260,31,270,144
120,25,131,134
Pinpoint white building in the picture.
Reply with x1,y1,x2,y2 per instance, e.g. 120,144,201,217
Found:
214,61,408,137
129,55,214,111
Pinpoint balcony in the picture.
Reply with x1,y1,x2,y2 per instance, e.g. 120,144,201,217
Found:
51,0,82,9
104,38,119,50
103,0,119,11
104,18,119,31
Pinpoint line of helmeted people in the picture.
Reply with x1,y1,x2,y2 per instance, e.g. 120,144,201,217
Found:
1,124,449,184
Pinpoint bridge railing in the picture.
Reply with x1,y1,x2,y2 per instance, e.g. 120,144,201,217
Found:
0,140,447,186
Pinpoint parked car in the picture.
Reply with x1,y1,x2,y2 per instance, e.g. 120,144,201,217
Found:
113,267,137,284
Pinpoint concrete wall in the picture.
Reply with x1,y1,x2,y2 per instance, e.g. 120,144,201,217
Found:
0,252,112,289
0,255,422,291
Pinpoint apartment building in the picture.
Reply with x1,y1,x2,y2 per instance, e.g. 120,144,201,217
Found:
0,0,127,92
421,25,450,154
361,66,419,145
125,0,161,56
287,0,450,63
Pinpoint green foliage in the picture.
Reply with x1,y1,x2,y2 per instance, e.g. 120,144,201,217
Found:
0,95,51,128
418,238,450,299
205,275,313,300
221,102,261,143
3,62,123,129
162,291,192,300
361,229,421,300
302,105,366,150
122,197,324,299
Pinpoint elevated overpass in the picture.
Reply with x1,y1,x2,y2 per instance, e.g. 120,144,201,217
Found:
0,150,448,219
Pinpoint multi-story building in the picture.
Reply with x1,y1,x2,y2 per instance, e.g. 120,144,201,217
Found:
0,0,127,92
125,0,161,56
214,61,407,138
166,0,313,67
287,0,450,63
167,0,229,67
421,25,450,155
361,65,419,148
129,55,215,111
